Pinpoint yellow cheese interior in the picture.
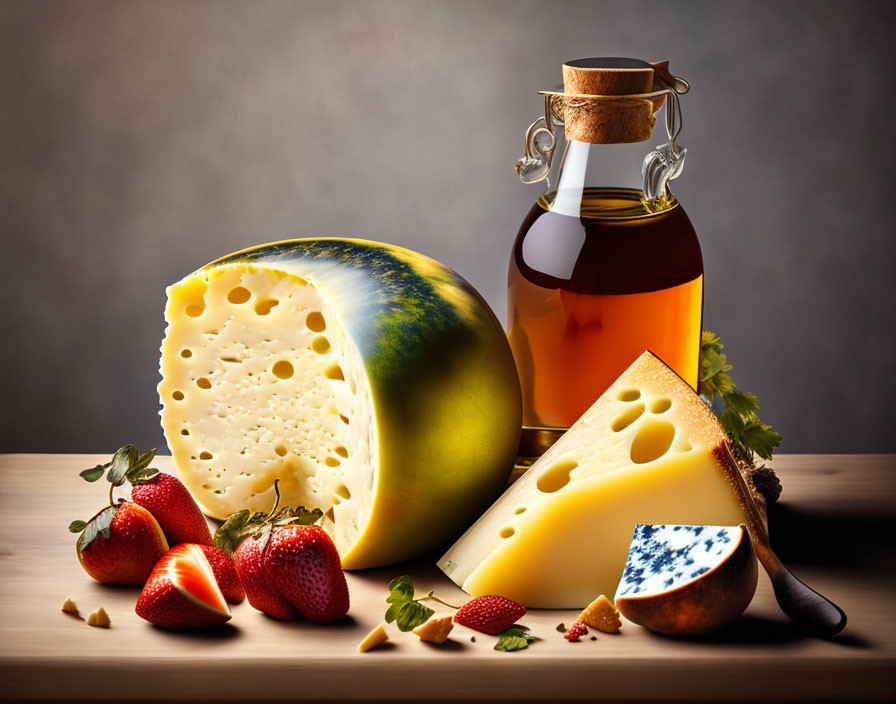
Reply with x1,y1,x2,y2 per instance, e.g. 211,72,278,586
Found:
159,264,376,555
438,351,751,608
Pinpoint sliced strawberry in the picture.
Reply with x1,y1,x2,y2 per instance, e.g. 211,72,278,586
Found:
136,544,231,629
131,473,213,546
454,595,526,635
265,524,349,623
199,545,245,605
233,536,299,621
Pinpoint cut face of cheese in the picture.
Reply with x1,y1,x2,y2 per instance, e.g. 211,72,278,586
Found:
438,351,763,608
159,239,522,569
615,524,744,598
160,264,375,554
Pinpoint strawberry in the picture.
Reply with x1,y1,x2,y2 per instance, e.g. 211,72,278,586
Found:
232,536,299,620
136,543,231,629
265,524,350,623
73,501,169,585
131,472,213,547
214,479,348,622
198,544,245,605
453,595,526,635
564,621,589,642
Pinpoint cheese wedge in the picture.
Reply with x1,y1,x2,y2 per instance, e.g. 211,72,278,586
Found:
159,238,521,569
438,351,764,608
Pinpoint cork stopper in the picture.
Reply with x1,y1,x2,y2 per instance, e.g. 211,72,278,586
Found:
559,57,674,144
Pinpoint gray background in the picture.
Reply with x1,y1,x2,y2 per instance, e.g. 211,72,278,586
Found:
2,0,894,454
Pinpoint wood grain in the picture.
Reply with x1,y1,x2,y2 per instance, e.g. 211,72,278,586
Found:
1,453,894,701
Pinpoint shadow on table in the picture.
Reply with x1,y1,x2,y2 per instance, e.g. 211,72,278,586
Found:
769,502,896,571
645,614,873,649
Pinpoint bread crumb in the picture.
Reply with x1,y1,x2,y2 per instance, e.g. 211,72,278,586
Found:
358,624,388,653
578,595,621,634
413,614,454,644
86,607,111,628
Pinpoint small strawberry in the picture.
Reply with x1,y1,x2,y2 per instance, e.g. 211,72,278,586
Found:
232,536,299,620
136,543,231,629
265,524,350,623
72,501,169,585
70,446,173,584
214,480,348,623
564,621,589,642
131,472,213,546
453,595,526,635
198,544,245,605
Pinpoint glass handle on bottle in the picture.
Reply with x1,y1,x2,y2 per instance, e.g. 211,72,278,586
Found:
516,95,559,184
516,116,555,184
642,89,687,203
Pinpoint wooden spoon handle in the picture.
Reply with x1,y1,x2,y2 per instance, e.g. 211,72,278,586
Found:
721,443,847,637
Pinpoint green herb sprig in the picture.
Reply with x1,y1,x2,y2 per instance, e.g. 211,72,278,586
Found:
699,331,782,462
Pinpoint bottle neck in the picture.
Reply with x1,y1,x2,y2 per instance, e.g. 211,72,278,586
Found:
544,102,686,218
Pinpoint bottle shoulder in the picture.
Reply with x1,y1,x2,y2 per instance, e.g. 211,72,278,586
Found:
511,195,703,295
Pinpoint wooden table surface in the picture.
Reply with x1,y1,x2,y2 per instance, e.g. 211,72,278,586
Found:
1,453,894,702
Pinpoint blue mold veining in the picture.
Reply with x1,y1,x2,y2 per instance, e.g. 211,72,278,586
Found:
616,524,741,598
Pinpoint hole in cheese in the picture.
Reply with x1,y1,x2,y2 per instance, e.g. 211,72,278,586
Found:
181,428,190,436
499,526,515,539
537,459,577,493
514,507,527,515
611,402,645,432
254,298,279,315
172,390,185,401
325,364,344,381
650,398,672,414
227,286,251,304
186,304,205,318
272,361,294,379
335,446,349,458
196,377,212,389
306,311,326,332
325,457,340,467
199,451,213,460
311,336,331,354
339,414,350,425
335,484,351,500
181,349,193,358
618,389,641,402
274,445,288,457
630,419,676,464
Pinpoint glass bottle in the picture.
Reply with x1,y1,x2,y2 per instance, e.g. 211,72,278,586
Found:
509,58,701,459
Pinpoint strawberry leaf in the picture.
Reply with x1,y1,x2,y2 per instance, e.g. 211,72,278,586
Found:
214,509,251,554
494,624,538,652
68,520,88,533
79,465,105,482
77,506,117,553
125,448,157,481
107,445,137,485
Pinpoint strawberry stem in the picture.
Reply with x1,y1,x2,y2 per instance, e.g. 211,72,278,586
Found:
268,479,282,518
108,481,114,508
418,591,463,610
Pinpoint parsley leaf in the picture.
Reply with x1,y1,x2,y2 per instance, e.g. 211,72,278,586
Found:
395,601,434,632
699,331,781,463
383,575,436,631
494,624,538,652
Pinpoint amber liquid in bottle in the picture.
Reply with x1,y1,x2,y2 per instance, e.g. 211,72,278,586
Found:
508,187,703,429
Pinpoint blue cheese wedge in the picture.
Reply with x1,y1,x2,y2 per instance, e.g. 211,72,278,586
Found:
615,524,758,635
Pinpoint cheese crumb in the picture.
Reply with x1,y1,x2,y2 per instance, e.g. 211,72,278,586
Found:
412,614,454,644
358,624,388,653
86,607,111,628
61,597,79,616
578,595,621,633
